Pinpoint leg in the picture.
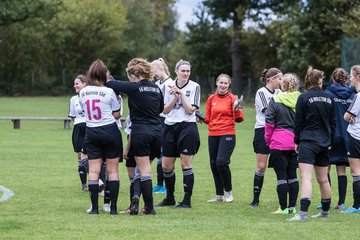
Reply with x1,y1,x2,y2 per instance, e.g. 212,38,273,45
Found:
88,159,102,214
136,156,155,214
250,153,268,206
106,158,120,214
314,165,331,213
273,167,288,211
287,167,299,209
176,154,194,208
208,136,224,197
349,158,360,210
336,165,347,208
158,156,176,205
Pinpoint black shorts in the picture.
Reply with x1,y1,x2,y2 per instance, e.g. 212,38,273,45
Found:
163,122,200,157
297,141,329,167
253,127,270,154
348,135,360,159
85,122,123,160
125,135,136,167
72,122,86,153
130,123,162,160
268,150,298,169
208,135,236,165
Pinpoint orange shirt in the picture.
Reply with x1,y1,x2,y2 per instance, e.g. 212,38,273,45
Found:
205,92,244,136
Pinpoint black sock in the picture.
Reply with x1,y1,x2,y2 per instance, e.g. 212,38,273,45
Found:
88,180,99,211
104,179,111,204
133,177,141,199
129,178,134,205
157,161,164,186
353,176,360,209
253,172,264,202
300,198,311,212
109,180,119,213
78,160,87,185
141,177,153,210
321,198,331,211
182,168,194,204
338,175,347,205
288,178,299,208
276,180,288,210
327,173,331,186
164,170,176,200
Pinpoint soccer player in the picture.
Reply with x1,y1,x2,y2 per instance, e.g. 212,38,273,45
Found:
250,68,282,208
151,58,174,194
79,59,123,215
68,74,88,191
342,65,360,214
204,74,244,203
107,58,163,215
156,59,200,209
287,67,335,221
265,73,300,214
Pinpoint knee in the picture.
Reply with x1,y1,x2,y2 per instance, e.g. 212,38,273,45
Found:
317,176,329,185
216,161,228,170
162,165,173,173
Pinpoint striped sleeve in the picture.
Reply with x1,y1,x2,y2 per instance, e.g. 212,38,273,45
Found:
347,94,360,117
256,90,268,112
192,84,200,109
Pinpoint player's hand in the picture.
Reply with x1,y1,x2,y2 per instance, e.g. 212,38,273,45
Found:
234,95,243,111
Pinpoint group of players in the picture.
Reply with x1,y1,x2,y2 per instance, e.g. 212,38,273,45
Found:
69,57,360,220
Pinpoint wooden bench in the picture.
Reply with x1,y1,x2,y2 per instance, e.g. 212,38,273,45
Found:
0,117,72,129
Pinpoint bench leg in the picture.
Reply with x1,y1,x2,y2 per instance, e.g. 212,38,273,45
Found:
64,120,71,129
12,119,20,129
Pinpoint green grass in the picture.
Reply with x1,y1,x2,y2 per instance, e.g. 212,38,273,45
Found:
0,96,358,240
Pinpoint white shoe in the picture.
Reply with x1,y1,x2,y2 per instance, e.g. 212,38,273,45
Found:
224,191,234,203
286,213,308,222
86,205,92,214
207,195,224,203
103,203,111,213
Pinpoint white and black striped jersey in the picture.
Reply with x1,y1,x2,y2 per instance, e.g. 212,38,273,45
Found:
68,95,86,125
155,77,174,118
347,92,360,140
79,86,120,128
164,79,200,125
254,87,280,129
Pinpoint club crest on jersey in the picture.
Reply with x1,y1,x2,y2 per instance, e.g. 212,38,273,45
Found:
186,90,191,97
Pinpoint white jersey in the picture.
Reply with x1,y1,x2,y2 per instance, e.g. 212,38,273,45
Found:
79,86,120,128
155,77,174,118
115,95,124,129
254,86,281,129
347,93,360,140
68,95,86,125
124,115,132,135
164,79,200,125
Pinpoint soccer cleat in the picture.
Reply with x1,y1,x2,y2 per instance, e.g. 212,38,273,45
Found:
103,203,110,213
155,198,176,207
173,202,191,209
224,191,234,203
272,207,289,214
340,207,360,214
207,195,224,203
86,205,92,214
286,213,308,222
311,211,329,218
315,203,322,209
110,204,117,215
129,196,140,215
333,204,346,211
142,207,156,215
152,185,162,193
249,201,259,208
86,205,99,214
158,186,167,194
288,207,297,214
119,207,131,214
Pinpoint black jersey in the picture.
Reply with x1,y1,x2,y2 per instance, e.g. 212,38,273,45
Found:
107,79,164,127
294,88,336,147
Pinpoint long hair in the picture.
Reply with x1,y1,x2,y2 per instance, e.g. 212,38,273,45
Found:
87,59,107,85
304,66,324,91
260,68,282,85
126,58,153,80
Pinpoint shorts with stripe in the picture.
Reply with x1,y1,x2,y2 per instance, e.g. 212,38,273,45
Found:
72,122,86,153
348,134,360,159
297,141,329,167
85,122,123,160
163,122,200,157
253,127,270,154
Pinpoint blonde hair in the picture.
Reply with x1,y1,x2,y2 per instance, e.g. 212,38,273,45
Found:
175,59,191,71
282,73,299,92
126,58,153,80
151,58,170,76
351,65,360,81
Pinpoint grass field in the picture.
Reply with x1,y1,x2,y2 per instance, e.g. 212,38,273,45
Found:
0,96,358,240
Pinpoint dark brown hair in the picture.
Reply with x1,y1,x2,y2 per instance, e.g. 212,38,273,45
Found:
76,74,87,84
330,68,347,85
304,66,324,90
87,59,107,85
260,68,282,85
